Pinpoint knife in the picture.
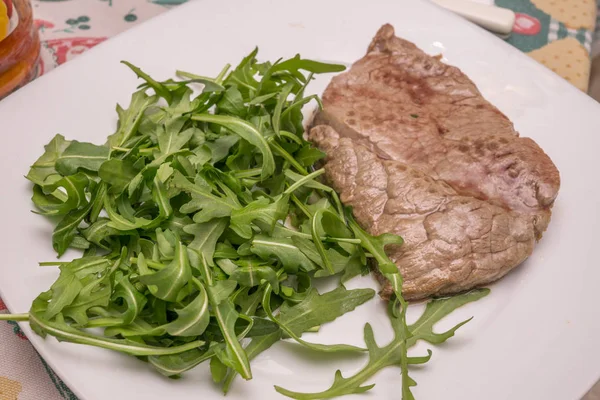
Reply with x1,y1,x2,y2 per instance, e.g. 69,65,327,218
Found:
431,0,516,37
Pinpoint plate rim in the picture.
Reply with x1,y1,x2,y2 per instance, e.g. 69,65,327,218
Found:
1,1,599,399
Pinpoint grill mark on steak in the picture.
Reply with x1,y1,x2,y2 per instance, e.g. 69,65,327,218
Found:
308,24,560,300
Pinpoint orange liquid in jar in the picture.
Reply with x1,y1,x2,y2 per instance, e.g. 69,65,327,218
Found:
0,0,40,99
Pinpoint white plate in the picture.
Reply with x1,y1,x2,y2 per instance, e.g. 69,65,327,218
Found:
1,0,599,399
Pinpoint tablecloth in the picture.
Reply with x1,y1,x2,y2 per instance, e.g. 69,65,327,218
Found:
1,0,599,399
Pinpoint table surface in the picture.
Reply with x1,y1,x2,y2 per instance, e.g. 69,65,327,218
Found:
0,0,598,399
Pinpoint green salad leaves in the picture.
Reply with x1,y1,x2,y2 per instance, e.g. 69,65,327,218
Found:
275,289,489,399
1,50,489,399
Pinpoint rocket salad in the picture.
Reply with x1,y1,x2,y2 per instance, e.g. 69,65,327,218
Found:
0,49,488,399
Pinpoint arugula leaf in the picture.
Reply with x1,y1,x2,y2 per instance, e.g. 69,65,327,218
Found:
275,289,489,399
224,47,259,99
230,195,289,239
149,348,213,377
44,269,83,319
107,90,157,148
30,311,204,357
152,175,173,219
62,256,111,279
207,289,252,380
289,236,325,266
407,289,490,347
217,86,246,117
32,172,89,216
122,61,173,104
88,183,107,224
223,286,375,392
248,92,278,105
272,83,294,136
31,185,67,216
192,114,275,180
340,253,368,283
216,258,238,275
287,236,359,279
208,279,237,304
313,247,363,278
138,241,192,302
184,219,228,266
81,219,122,249
320,209,352,238
99,159,140,194
262,284,365,353
157,126,194,156
52,199,94,256
270,55,346,74
26,134,71,187
211,355,229,383
230,265,279,294
250,235,316,273
206,135,240,164
173,171,241,222
214,242,239,260
348,213,404,274
284,169,329,194
155,228,175,259
55,141,110,176
109,274,148,325
61,251,124,326
310,209,334,275
103,192,155,231
164,279,210,337
294,145,326,167
279,286,375,335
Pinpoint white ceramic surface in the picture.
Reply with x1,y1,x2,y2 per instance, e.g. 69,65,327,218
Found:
1,0,599,399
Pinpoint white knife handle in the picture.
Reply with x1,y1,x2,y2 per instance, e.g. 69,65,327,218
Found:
431,0,516,35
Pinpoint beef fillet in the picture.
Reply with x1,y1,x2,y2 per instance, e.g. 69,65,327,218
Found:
309,24,560,300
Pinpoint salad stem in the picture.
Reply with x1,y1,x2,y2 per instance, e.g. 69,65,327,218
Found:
0,313,30,321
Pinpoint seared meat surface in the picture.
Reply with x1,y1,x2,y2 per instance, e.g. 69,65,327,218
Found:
309,24,560,300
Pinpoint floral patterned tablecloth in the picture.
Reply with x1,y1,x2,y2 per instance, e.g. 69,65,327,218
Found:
1,0,599,399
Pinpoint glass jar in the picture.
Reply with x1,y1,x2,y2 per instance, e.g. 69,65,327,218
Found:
0,0,40,99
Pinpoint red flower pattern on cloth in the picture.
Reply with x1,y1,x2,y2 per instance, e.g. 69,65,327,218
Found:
39,36,106,74
7,321,28,341
513,13,542,35
0,298,27,340
45,36,106,65
34,19,54,30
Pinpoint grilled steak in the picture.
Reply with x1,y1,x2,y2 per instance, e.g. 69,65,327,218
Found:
308,24,560,300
